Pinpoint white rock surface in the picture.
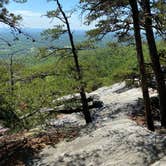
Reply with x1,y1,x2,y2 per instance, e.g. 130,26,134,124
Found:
32,82,166,166
49,113,85,127
36,119,165,166
0,125,9,136
151,156,166,166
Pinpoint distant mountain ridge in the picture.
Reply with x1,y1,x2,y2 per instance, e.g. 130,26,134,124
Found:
0,28,113,58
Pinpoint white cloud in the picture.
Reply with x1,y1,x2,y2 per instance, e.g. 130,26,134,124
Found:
5,10,96,30
69,14,96,31
11,10,54,29
13,10,42,17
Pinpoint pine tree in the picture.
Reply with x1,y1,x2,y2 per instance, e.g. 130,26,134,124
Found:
141,0,166,127
80,0,155,130
129,0,154,131
44,0,92,124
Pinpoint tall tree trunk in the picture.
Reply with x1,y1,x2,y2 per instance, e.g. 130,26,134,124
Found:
142,0,166,127
56,0,92,124
129,0,154,131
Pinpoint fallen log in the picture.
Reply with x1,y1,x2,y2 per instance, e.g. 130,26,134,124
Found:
20,94,103,119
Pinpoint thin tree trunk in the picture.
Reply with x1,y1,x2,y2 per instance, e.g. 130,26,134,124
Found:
129,0,154,131
142,0,166,127
56,0,92,124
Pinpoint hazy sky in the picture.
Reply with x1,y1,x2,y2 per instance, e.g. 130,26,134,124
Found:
2,0,95,30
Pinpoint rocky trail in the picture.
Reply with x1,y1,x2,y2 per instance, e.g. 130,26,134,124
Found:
1,82,166,166
31,82,166,166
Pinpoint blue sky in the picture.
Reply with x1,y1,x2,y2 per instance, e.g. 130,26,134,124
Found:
2,0,95,30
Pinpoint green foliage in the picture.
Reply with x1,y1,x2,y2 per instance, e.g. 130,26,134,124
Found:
0,93,20,128
46,8,61,19
0,0,22,31
151,0,166,38
0,40,165,131
76,39,96,50
41,25,67,41
80,0,132,41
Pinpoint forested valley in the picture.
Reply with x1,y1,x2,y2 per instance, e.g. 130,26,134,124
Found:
0,0,166,165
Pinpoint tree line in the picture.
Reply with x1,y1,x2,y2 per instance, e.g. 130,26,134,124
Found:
0,0,166,131
80,0,166,131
